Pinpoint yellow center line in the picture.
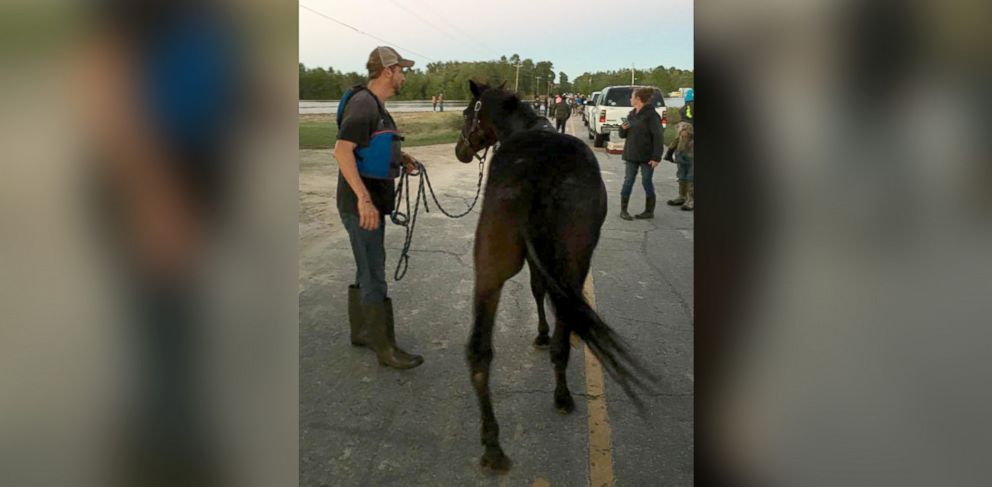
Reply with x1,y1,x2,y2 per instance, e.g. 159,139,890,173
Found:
582,275,615,487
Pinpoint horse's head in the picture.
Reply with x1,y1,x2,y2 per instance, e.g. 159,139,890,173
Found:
455,80,506,163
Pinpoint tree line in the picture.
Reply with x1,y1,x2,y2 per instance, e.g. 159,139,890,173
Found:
300,54,693,101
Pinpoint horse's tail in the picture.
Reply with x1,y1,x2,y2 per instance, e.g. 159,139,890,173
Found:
522,231,659,411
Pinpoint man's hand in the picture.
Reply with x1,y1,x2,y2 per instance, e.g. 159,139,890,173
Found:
648,160,660,169
401,151,418,175
358,195,380,231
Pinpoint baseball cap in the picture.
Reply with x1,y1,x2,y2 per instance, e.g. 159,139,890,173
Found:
368,46,415,69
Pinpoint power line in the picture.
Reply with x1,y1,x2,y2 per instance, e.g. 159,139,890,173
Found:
299,3,436,62
417,0,499,59
386,0,489,60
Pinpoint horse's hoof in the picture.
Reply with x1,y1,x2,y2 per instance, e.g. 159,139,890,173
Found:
555,393,576,415
533,335,551,349
480,451,512,473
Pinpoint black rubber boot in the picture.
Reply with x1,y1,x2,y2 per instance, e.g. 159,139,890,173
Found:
620,196,633,220
667,181,687,206
348,285,367,347
363,298,424,369
635,196,656,219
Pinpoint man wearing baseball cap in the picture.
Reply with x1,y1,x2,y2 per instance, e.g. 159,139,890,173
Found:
333,46,423,369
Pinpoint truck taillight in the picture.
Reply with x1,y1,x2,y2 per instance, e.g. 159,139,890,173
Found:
599,109,606,123
662,113,667,129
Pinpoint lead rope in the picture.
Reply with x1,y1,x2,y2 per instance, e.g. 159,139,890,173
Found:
390,145,490,280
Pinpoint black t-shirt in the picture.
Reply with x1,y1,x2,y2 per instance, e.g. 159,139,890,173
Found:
335,89,399,216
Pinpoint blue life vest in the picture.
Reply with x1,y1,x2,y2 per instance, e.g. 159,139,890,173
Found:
336,86,401,179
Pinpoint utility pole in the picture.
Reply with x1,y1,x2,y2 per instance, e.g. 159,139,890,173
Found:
513,63,522,92
631,63,636,86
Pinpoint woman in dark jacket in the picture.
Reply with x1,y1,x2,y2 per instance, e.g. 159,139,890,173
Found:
618,87,665,219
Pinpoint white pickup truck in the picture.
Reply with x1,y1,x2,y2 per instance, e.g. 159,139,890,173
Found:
582,91,601,126
587,85,667,148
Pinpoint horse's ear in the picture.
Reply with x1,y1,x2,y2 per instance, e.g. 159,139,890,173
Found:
469,80,481,98
498,81,507,90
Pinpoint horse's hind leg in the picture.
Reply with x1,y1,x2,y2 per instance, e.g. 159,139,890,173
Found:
548,240,597,416
467,228,524,473
468,285,511,472
527,259,550,349
551,318,576,415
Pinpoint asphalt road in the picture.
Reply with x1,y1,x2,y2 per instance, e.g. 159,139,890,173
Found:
299,115,693,486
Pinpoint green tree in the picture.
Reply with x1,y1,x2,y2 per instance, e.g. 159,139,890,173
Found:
521,58,535,95
297,62,691,101
558,71,571,93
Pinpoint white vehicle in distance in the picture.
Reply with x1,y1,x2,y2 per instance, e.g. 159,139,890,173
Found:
582,91,602,126
587,85,667,148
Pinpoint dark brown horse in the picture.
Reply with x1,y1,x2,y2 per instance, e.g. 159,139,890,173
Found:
455,81,654,473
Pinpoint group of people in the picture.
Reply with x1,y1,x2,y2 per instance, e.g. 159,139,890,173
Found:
617,87,694,217
542,87,696,216
544,93,594,132
572,94,587,114
531,93,592,118
334,46,695,370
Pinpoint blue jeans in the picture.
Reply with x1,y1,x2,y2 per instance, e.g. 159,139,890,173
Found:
675,152,694,182
340,212,387,304
621,161,656,198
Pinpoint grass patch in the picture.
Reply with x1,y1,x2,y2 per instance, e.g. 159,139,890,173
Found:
300,112,463,149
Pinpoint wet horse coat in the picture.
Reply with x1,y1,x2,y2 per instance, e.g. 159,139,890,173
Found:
455,81,654,472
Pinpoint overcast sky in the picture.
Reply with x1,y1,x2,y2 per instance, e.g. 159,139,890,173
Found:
299,0,693,79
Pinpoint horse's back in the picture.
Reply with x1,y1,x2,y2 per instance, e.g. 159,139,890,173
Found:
492,131,603,186
484,130,607,232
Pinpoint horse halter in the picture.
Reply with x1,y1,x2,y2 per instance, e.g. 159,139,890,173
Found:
460,99,495,163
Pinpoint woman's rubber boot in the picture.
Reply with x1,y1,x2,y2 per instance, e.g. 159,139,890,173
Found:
681,183,694,211
362,298,424,369
620,196,633,220
635,196,656,219
348,285,368,347
667,181,687,206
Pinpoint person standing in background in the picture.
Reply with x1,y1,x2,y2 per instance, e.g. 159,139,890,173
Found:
553,94,570,133
665,88,694,210
618,87,665,220
679,88,694,126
